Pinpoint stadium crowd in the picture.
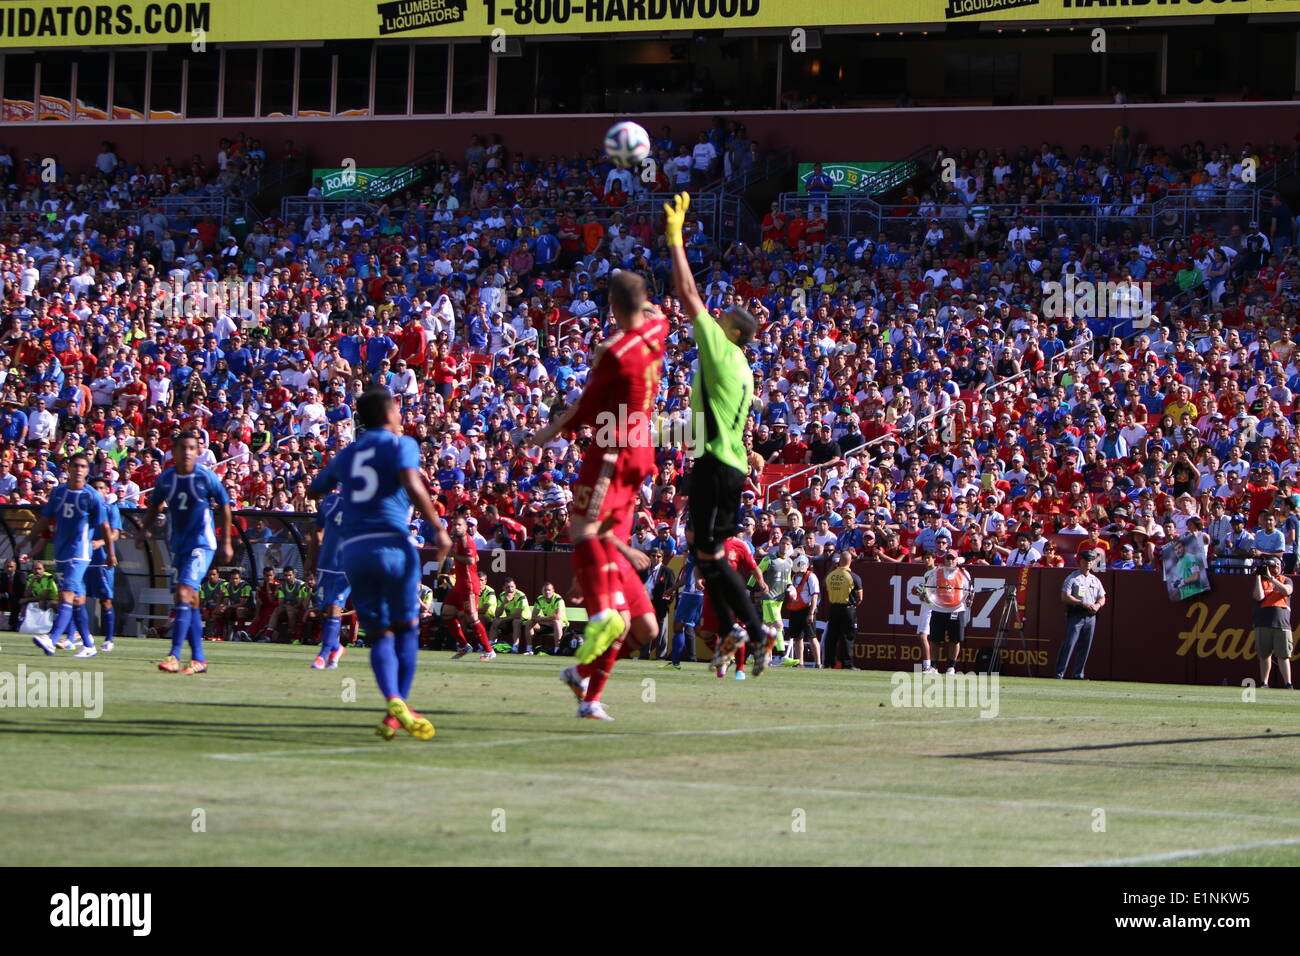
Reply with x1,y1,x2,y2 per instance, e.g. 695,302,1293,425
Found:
3,125,1300,626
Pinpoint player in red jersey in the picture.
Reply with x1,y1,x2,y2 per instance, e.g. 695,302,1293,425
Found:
698,537,769,679
529,271,668,720
442,515,495,661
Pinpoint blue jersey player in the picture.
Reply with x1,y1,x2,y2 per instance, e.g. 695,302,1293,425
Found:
24,454,116,658
308,490,350,670
309,389,450,741
139,433,234,675
88,475,123,653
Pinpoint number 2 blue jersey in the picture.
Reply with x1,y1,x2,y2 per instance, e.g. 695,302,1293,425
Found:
42,485,107,563
308,429,419,541
91,500,122,568
150,466,230,553
315,492,346,573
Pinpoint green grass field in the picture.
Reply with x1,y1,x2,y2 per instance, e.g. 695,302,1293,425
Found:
2,635,1298,866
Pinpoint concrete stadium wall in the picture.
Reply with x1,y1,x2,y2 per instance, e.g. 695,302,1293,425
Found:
16,101,1300,173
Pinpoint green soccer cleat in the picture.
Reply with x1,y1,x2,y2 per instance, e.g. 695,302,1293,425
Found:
574,610,626,665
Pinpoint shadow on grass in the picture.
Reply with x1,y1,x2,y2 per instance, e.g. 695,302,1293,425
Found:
939,731,1300,772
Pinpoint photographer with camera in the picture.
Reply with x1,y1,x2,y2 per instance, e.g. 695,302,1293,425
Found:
1251,554,1293,689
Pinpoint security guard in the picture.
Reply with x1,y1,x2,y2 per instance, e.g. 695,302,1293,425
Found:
824,549,862,669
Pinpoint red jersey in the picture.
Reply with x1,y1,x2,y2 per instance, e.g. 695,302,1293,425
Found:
452,534,480,589
565,314,668,474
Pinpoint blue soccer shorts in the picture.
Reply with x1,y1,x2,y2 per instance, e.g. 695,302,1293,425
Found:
85,564,115,600
314,567,352,613
674,591,703,628
173,546,216,591
341,534,419,635
55,558,90,597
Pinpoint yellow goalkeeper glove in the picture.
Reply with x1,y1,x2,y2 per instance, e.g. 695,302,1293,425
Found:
663,192,690,247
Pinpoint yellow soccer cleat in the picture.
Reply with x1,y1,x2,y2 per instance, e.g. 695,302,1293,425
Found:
157,654,180,673
574,610,625,665
180,659,208,675
386,697,435,741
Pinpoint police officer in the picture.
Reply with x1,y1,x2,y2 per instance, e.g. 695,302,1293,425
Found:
1056,550,1106,679
823,549,862,670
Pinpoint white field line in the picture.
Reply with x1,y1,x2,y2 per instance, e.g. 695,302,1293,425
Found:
205,746,1300,829
205,715,1143,761
1051,836,1300,866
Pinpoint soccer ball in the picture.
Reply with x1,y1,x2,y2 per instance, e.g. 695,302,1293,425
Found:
604,121,651,169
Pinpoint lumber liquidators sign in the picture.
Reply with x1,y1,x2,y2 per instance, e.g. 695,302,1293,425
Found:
0,0,1287,48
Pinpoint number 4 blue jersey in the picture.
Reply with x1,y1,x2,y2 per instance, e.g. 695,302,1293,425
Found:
150,466,230,552
315,492,346,573
308,429,419,541
91,500,122,568
42,485,108,562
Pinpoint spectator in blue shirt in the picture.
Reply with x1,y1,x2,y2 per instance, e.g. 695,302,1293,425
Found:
1254,511,1286,559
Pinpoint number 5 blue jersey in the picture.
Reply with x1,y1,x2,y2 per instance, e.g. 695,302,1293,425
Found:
91,500,123,567
315,492,346,573
150,466,230,552
308,429,420,540
42,485,108,562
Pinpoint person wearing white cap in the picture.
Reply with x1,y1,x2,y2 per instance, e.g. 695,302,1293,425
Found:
785,553,821,667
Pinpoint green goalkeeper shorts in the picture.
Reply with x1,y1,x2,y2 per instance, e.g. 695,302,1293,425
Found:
761,599,784,625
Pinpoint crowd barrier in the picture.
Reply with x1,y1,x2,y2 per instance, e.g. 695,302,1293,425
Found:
0,501,1274,686
848,562,1287,686
416,548,1285,687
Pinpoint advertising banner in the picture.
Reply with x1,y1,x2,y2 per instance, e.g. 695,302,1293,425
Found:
0,0,1285,49
311,166,419,198
797,161,908,195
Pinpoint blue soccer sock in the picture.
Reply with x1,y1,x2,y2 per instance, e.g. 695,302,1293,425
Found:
188,605,205,662
671,628,686,666
48,601,74,643
394,620,420,699
102,606,115,643
319,616,342,659
369,632,399,699
73,604,92,647
169,605,191,657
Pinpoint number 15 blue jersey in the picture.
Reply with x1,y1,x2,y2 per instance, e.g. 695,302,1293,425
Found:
42,485,108,563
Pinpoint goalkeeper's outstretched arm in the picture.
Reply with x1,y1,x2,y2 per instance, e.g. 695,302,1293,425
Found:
664,192,706,321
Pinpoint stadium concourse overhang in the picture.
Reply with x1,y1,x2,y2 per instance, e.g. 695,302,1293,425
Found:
3,1,1300,168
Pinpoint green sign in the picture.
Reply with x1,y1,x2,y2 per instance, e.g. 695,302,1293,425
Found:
797,161,917,196
312,166,419,198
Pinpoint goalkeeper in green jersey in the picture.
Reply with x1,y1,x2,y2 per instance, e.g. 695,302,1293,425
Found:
663,191,779,677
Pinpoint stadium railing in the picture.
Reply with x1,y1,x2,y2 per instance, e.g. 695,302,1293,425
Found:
777,188,1262,245
760,336,1097,507
281,197,381,224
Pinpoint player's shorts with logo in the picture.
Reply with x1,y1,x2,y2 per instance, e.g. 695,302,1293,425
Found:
573,450,642,525
173,546,216,590
314,567,352,611
56,558,90,597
